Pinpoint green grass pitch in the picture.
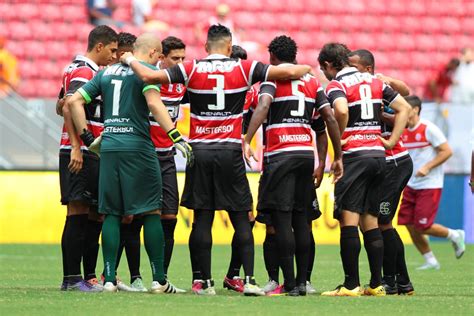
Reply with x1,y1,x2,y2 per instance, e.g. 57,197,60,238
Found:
0,243,472,315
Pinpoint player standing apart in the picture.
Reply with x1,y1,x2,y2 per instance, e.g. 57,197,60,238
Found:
68,33,193,293
122,24,313,296
399,96,465,270
318,43,410,297
58,25,117,292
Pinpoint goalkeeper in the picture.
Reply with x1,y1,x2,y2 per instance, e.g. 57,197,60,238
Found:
67,33,193,293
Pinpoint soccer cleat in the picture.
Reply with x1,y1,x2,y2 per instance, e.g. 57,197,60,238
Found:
262,280,279,293
60,281,68,291
416,261,440,270
243,283,265,296
192,280,203,294
68,279,102,292
451,229,466,259
267,284,284,296
306,281,317,294
166,280,186,294
382,282,398,295
321,285,361,297
86,278,104,291
103,282,118,292
130,278,148,292
268,285,299,297
363,285,386,296
117,280,134,292
150,281,180,294
194,279,216,296
223,276,244,293
297,283,307,296
397,282,415,295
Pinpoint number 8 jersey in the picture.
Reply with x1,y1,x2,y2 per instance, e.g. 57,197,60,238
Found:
165,54,270,150
325,67,399,162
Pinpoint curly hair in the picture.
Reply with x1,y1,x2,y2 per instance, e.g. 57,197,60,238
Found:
318,43,351,71
348,49,375,68
268,35,297,63
117,32,137,49
230,45,247,59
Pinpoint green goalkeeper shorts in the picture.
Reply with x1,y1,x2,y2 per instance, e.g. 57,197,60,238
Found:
99,150,162,216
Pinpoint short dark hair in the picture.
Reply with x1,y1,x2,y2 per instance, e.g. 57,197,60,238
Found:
404,95,422,113
349,49,375,68
162,36,186,56
87,25,118,52
117,32,137,49
268,35,298,63
231,45,247,59
318,43,351,71
207,24,232,42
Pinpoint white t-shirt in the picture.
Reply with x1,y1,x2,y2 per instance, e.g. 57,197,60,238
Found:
401,119,448,189
132,0,152,26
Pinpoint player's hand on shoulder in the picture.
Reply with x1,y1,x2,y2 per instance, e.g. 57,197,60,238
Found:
68,146,83,174
167,128,194,167
120,52,136,65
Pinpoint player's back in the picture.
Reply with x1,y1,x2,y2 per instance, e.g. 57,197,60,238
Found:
90,62,159,153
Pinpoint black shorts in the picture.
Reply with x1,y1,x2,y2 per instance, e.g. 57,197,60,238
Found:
59,150,99,206
334,157,386,220
257,156,315,213
159,156,179,215
180,149,252,212
378,156,413,225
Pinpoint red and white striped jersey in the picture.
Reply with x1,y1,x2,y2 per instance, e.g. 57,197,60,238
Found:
59,55,103,152
325,67,399,162
166,54,270,150
381,122,409,161
259,70,329,160
149,82,187,158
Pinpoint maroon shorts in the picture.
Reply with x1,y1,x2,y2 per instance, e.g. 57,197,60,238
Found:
398,186,442,230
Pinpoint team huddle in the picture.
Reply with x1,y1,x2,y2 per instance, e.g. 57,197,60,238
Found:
57,24,466,297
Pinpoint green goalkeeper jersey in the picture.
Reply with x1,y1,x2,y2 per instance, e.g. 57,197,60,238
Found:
78,61,160,153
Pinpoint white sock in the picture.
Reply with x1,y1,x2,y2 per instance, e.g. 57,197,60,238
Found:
423,251,438,265
447,229,460,241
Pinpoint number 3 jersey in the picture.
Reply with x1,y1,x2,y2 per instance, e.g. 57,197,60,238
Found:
259,70,329,160
78,62,160,153
325,67,399,162
165,54,270,150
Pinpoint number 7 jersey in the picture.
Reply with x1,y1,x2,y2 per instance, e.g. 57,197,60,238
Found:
325,67,399,162
165,54,270,150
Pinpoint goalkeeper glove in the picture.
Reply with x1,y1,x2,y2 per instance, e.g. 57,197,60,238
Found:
80,129,102,157
167,128,194,167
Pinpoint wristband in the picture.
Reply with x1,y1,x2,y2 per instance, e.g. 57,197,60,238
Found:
125,56,137,66
167,128,182,143
80,129,95,147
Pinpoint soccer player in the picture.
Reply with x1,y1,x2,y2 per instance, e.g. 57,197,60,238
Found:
318,43,410,297
150,35,187,293
67,33,193,293
58,25,117,292
399,95,465,270
348,49,415,295
244,35,343,296
121,24,313,296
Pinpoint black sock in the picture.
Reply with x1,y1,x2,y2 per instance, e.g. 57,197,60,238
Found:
161,218,177,277
228,212,255,282
307,229,315,282
226,232,241,279
189,210,214,280
125,217,143,283
381,229,397,286
363,228,384,288
64,214,88,278
271,211,296,290
394,229,411,284
293,211,310,285
340,226,360,290
263,232,279,283
189,223,202,281
83,220,102,280
61,217,69,283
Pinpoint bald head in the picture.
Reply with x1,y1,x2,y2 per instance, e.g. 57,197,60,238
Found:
133,33,163,65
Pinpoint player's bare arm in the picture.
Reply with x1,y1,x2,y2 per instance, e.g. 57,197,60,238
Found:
376,74,410,96
145,89,194,166
243,94,272,167
332,98,349,136
379,95,411,150
314,131,328,188
121,52,171,84
318,106,343,183
416,142,453,177
266,64,312,81
63,94,84,174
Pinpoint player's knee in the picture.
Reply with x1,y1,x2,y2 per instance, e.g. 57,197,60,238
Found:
414,222,432,232
161,214,177,220
67,201,89,216
122,215,134,224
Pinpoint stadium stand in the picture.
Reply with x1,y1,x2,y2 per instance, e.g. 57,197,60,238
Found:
0,0,472,98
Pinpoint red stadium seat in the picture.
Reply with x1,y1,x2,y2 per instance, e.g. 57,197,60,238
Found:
17,3,41,21
60,4,88,23
8,22,33,41
39,4,64,22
